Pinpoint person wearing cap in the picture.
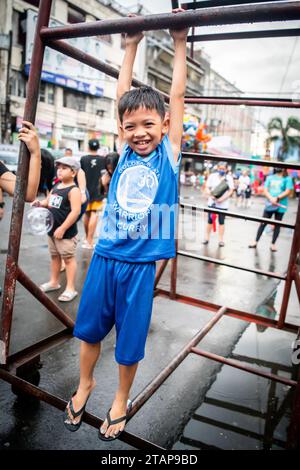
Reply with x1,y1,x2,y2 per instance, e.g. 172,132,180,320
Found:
80,139,106,249
31,157,81,302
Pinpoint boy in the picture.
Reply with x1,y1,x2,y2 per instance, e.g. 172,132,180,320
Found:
64,10,188,440
32,157,81,301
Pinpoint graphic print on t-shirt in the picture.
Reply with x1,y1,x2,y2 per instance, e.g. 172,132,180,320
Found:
116,164,159,214
49,194,63,209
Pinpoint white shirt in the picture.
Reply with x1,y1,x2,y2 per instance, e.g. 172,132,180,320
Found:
207,172,234,209
238,175,250,191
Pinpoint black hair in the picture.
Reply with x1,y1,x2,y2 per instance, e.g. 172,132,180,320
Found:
273,167,283,174
105,152,120,175
118,86,166,123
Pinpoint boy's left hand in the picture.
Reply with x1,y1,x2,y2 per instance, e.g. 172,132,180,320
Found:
169,8,189,41
18,121,40,155
54,226,65,239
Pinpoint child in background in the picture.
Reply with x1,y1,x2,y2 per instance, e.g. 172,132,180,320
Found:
32,157,81,301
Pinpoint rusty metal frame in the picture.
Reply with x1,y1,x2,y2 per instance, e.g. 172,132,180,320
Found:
0,0,300,450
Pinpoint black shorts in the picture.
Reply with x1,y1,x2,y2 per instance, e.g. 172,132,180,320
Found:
208,206,227,225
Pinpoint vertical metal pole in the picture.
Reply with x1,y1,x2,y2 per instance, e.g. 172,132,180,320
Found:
0,0,53,364
278,197,300,329
170,171,181,299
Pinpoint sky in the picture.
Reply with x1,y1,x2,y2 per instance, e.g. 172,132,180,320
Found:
117,0,300,126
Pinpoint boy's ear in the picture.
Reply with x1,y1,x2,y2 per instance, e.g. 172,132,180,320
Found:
162,113,170,136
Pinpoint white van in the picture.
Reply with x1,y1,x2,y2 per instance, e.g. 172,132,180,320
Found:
0,145,19,174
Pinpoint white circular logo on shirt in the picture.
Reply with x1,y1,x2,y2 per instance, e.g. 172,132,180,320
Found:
116,165,158,213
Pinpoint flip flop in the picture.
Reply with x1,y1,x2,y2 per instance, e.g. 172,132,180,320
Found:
98,400,132,442
63,391,91,432
40,282,61,292
58,290,78,302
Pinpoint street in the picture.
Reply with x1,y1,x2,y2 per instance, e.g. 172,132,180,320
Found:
0,188,299,449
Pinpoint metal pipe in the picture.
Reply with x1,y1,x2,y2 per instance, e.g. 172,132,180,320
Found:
0,0,53,365
184,96,300,108
0,369,164,450
190,347,297,387
182,151,300,170
154,259,169,289
187,28,300,42
180,201,295,229
40,2,300,41
127,307,226,419
278,198,300,328
182,0,284,8
156,289,298,334
178,250,286,280
17,267,74,329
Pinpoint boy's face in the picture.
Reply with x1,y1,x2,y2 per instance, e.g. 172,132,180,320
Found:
121,107,169,156
56,164,75,181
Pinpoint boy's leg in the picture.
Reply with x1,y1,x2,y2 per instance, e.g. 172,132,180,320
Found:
49,255,61,286
67,340,101,424
86,210,98,245
100,363,138,438
83,211,90,239
64,256,77,292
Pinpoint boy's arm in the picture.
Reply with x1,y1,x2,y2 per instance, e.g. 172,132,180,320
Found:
116,19,143,151
54,187,81,239
169,9,189,164
18,121,41,202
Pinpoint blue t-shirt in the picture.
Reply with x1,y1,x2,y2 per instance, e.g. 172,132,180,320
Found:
264,174,293,213
95,135,181,262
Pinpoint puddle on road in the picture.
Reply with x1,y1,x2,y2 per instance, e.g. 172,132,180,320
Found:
172,319,296,450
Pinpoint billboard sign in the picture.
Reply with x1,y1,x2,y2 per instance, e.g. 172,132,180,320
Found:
25,9,104,97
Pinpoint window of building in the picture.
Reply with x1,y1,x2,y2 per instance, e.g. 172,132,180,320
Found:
10,71,26,98
63,89,86,112
47,83,55,105
12,10,26,47
39,82,46,102
25,0,40,7
67,4,86,24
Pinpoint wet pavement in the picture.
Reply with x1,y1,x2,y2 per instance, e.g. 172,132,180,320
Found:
0,188,299,449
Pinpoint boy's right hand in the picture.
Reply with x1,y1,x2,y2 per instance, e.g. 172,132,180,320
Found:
31,199,41,207
125,14,144,46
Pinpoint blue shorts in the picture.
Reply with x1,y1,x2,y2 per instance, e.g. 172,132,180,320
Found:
73,254,156,365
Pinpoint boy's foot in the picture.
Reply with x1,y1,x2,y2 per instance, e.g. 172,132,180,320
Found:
40,282,61,293
64,378,96,431
81,241,95,249
58,290,78,302
202,240,209,245
218,241,225,247
99,398,132,440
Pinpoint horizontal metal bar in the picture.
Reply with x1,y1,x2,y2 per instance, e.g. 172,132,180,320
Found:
7,329,73,371
182,0,294,9
182,151,300,170
177,250,286,280
155,289,299,333
184,96,300,108
40,2,300,41
17,266,74,330
191,347,297,387
187,28,300,42
180,201,295,229
0,368,164,450
127,306,227,420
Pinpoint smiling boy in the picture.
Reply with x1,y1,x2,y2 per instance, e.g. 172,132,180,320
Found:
64,9,188,441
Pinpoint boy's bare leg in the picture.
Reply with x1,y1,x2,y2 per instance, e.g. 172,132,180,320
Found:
205,222,213,242
83,212,90,240
67,341,101,424
218,224,225,243
49,255,61,286
86,210,98,246
100,363,138,438
64,256,77,292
